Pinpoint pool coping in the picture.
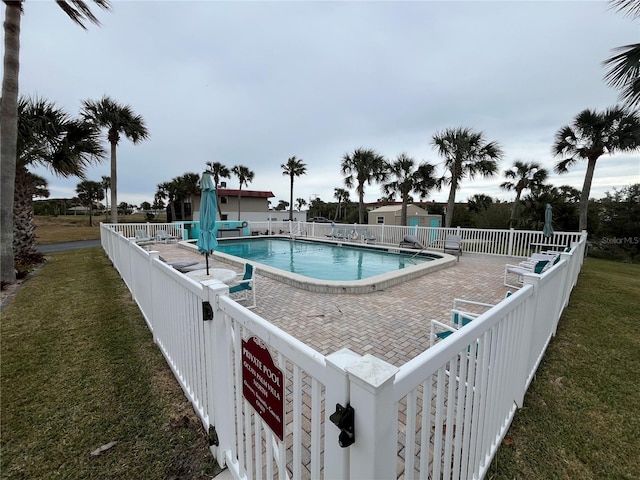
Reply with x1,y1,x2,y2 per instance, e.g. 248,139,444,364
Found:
177,235,458,294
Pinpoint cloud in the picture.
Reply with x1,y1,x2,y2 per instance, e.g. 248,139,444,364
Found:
19,0,639,209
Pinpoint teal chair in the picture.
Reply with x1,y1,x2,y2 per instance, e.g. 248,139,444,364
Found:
229,263,256,308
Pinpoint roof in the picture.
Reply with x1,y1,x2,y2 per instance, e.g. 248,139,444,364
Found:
368,204,429,214
216,189,275,198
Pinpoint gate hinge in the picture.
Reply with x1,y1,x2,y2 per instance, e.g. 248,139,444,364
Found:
329,403,355,448
208,425,219,446
202,301,213,321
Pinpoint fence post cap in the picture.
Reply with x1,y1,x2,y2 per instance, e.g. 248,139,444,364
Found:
346,354,398,391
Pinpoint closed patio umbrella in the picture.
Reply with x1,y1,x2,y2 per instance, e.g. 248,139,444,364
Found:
198,172,218,275
543,203,554,239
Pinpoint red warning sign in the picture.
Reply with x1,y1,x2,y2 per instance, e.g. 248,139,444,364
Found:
242,336,285,440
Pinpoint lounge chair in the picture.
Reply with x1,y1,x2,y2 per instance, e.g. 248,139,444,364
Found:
228,263,256,308
503,259,551,289
399,235,425,249
361,230,376,243
444,234,462,260
134,229,153,244
155,229,178,243
158,256,199,270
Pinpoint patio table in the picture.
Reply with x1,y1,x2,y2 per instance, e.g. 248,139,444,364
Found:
185,268,237,283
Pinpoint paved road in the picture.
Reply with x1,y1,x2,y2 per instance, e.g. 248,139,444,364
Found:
36,239,101,253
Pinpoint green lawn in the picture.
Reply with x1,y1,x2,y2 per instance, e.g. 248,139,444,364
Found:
2,252,638,479
1,249,221,479
488,258,640,479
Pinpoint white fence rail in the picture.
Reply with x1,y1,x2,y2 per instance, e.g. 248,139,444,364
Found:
100,223,586,479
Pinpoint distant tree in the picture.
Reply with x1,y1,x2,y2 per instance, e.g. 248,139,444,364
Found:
501,160,548,227
603,0,640,108
76,180,104,226
382,153,437,226
1,0,111,285
140,201,151,211
175,172,200,220
101,175,110,211
81,95,149,223
295,197,307,212
467,193,494,214
31,173,50,200
521,184,580,232
333,188,350,220
276,200,289,211
205,161,230,214
281,156,307,221
341,148,388,223
231,165,254,220
553,106,640,231
431,127,503,227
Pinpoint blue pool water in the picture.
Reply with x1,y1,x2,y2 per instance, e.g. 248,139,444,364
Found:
215,238,436,281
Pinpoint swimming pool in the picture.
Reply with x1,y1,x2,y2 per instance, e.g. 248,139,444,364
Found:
202,236,457,293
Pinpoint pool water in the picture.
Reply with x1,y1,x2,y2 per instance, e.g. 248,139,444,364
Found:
215,238,436,281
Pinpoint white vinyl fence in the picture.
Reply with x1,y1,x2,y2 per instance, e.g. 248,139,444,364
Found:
100,223,586,479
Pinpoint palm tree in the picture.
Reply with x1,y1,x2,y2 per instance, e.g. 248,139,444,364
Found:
382,153,437,226
333,188,350,220
431,127,503,227
281,156,307,221
205,161,230,219
175,172,200,220
76,180,104,226
500,160,548,228
553,106,640,231
101,175,110,212
81,95,149,223
295,197,307,212
156,181,178,222
1,0,110,284
467,193,494,214
231,165,254,220
603,0,640,108
13,96,103,264
341,148,388,224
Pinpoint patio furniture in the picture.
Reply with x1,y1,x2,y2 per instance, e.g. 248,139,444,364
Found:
228,263,256,309
134,229,153,244
185,268,237,283
158,256,199,270
399,235,424,249
503,259,550,289
444,234,462,260
156,229,178,243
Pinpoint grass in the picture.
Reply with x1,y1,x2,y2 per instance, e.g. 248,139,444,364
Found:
34,214,168,244
1,248,221,479
3,242,638,479
488,257,640,479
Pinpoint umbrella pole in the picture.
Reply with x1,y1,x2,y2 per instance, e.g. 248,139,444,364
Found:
206,253,210,275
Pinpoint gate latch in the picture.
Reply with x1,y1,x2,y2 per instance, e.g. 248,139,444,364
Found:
329,403,355,448
202,301,213,321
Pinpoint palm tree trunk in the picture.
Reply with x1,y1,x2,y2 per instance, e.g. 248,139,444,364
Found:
578,157,598,232
1,3,21,284
401,197,408,226
13,164,41,264
110,140,118,223
509,190,522,228
289,177,294,222
358,184,365,224
445,177,458,228
237,190,242,220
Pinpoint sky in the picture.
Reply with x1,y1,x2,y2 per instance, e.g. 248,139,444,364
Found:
13,0,640,209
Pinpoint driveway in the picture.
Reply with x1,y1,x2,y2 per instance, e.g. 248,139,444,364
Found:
36,239,101,253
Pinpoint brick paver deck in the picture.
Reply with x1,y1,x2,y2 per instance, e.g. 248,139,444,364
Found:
151,242,518,367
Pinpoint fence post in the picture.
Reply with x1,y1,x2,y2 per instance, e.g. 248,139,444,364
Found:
206,282,235,469
325,348,362,480
344,354,399,480
507,228,514,257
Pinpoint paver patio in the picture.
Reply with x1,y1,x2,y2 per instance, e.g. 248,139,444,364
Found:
150,241,518,366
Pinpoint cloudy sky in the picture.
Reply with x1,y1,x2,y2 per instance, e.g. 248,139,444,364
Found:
16,0,640,208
